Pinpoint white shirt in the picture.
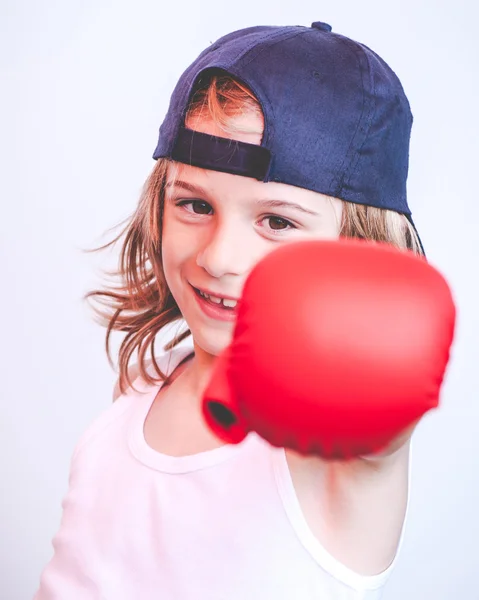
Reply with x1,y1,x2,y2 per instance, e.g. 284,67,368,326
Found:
35,347,408,599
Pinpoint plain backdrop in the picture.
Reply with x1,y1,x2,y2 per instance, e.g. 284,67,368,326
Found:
1,0,478,598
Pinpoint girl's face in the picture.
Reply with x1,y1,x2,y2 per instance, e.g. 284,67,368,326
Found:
162,112,343,357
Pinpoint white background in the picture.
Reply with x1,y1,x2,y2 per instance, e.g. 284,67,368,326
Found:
1,0,478,598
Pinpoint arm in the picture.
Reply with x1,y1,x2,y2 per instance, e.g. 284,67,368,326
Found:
286,425,413,578
306,423,418,575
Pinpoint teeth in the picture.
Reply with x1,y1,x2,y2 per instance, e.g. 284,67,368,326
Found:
198,289,237,309
222,299,237,308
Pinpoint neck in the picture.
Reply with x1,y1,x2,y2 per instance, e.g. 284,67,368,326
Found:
173,341,219,405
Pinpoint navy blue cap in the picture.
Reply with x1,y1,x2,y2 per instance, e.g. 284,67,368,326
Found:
153,22,421,245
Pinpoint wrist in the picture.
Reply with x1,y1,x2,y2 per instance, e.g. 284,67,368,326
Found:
359,421,418,464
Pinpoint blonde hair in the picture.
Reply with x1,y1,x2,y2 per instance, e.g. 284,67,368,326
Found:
87,74,423,393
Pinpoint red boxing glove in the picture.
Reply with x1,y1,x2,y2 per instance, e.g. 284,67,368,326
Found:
202,239,456,459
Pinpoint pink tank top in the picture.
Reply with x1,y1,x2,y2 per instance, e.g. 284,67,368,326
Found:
35,347,402,599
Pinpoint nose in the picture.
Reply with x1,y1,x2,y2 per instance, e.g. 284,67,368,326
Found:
196,220,250,278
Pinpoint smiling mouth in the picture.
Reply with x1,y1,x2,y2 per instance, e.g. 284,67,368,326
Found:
193,287,238,310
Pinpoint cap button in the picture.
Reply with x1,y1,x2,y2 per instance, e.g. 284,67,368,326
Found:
311,21,332,32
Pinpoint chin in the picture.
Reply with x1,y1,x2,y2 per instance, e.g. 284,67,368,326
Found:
191,325,234,358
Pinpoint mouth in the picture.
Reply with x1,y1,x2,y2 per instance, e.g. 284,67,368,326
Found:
190,285,239,322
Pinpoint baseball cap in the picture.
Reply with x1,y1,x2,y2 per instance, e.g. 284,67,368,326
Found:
153,22,422,250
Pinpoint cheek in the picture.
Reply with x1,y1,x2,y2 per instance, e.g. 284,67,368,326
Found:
161,222,188,281
161,209,205,283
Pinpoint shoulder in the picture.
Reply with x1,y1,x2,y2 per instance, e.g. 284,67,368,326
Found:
72,374,153,465
112,362,149,401
75,346,194,462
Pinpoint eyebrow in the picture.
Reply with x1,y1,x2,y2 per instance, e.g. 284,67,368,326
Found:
165,180,207,196
255,198,319,216
165,179,320,216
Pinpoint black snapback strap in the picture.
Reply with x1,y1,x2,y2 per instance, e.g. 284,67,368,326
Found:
171,126,272,180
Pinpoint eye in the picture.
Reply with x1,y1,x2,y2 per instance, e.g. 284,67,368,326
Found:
262,215,296,232
176,199,213,215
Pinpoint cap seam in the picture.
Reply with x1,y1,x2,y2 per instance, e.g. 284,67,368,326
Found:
330,36,375,199
342,43,378,199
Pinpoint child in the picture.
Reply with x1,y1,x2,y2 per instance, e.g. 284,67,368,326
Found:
36,21,432,599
